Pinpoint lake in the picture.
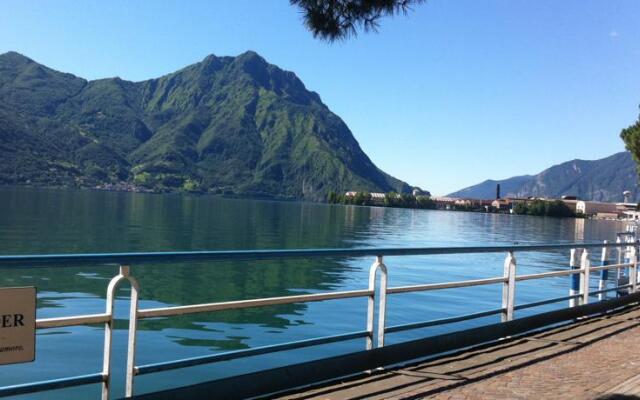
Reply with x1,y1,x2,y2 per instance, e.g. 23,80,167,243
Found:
0,187,627,399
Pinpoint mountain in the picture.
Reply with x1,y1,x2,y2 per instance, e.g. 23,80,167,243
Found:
448,152,640,202
0,51,411,200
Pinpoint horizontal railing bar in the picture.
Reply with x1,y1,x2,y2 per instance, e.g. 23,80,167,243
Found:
0,373,104,397
387,277,506,295
138,289,372,319
0,242,631,268
36,313,110,329
590,263,632,272
590,284,633,297
588,288,611,297
514,295,580,311
385,308,503,334
135,330,369,375
516,269,581,281
516,263,631,282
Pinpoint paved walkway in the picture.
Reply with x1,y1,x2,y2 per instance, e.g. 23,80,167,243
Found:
279,305,640,400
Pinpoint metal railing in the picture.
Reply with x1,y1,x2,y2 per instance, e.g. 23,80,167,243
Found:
0,240,638,399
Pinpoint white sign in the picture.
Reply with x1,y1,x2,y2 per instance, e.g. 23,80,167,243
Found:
0,287,36,365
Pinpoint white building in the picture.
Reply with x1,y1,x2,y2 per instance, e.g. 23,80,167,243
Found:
623,211,640,221
576,201,618,217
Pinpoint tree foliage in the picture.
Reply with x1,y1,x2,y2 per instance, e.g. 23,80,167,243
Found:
328,191,436,209
290,0,426,41
512,200,575,218
621,107,640,176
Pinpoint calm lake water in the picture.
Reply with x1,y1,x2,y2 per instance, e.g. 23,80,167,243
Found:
0,187,627,399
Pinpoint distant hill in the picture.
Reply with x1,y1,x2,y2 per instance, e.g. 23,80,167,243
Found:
0,51,411,200
448,152,639,202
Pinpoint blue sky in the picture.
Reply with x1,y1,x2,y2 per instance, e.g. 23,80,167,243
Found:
1,0,639,195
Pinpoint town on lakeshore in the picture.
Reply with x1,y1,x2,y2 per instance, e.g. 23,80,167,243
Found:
333,185,639,220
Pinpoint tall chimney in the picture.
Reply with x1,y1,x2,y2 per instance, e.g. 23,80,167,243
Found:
496,184,501,200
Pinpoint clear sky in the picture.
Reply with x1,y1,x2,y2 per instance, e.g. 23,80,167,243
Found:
1,1,639,195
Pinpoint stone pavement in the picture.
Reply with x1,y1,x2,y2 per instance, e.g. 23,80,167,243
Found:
279,305,640,400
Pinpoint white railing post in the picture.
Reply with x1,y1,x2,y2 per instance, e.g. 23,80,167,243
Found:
501,251,516,322
630,246,638,294
616,236,623,279
366,256,388,350
100,265,141,400
366,259,375,350
569,248,581,307
598,241,609,301
580,248,591,305
377,258,388,348
122,266,140,399
101,269,124,400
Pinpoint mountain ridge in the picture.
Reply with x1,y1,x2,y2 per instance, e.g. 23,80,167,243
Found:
448,152,639,202
0,51,412,200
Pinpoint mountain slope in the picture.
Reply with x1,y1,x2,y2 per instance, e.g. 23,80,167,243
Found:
0,51,411,200
449,152,639,202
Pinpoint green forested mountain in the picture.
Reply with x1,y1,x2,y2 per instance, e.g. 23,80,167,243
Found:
0,51,411,200
449,152,639,202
